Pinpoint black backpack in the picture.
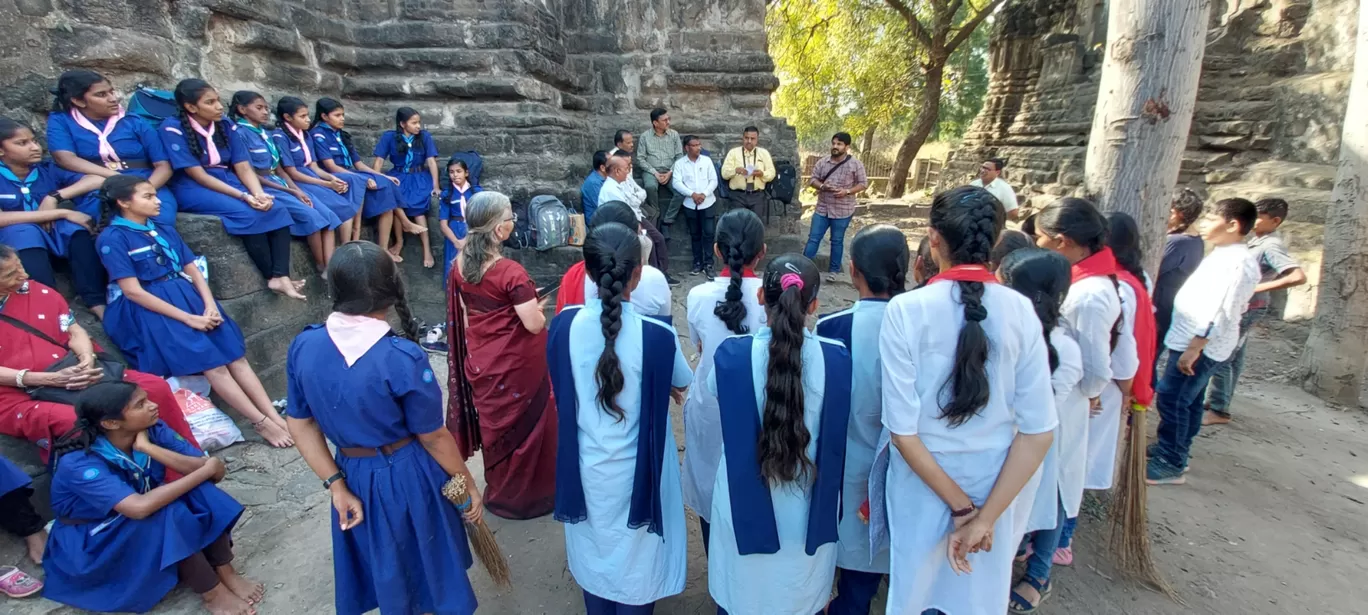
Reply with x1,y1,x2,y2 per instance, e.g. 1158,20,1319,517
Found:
503,198,532,249
767,159,798,204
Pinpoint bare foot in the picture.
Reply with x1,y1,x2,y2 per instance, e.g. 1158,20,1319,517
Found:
24,529,45,565
254,420,294,448
423,253,435,268
387,243,403,257
404,221,428,234
387,251,403,263
270,413,289,432
217,565,265,605
267,278,307,301
202,583,254,615
292,279,307,292
1202,410,1231,426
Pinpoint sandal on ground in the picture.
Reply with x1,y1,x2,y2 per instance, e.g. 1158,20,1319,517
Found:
1009,576,1052,613
1052,546,1073,566
0,566,43,598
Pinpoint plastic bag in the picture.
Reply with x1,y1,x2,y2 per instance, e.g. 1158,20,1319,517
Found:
175,389,244,452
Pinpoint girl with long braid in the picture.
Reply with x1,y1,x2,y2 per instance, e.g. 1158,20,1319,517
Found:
547,221,692,614
681,207,766,548
274,96,366,247
42,382,256,615
554,200,671,319
873,185,1056,615
997,247,1087,612
96,174,294,448
286,241,483,615
445,192,557,519
157,79,304,299
372,107,440,266
706,254,851,615
817,224,908,615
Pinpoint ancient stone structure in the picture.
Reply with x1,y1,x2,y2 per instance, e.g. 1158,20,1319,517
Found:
944,0,1358,318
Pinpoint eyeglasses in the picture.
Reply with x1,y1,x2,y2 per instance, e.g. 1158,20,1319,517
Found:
503,212,518,223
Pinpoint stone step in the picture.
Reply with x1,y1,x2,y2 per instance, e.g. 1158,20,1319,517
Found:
1240,160,1338,191
1206,181,1333,225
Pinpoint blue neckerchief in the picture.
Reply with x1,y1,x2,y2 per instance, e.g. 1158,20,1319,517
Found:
714,333,852,556
236,120,281,168
325,125,353,167
401,133,415,170
550,305,673,537
91,436,153,494
112,217,181,271
0,163,40,211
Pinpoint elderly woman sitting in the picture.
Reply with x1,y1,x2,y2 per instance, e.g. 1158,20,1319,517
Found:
0,243,196,459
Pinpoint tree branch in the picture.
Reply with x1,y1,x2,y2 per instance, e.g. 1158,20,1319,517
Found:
945,0,1004,54
883,0,934,48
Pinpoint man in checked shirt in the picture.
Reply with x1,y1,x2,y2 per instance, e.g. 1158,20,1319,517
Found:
803,132,868,282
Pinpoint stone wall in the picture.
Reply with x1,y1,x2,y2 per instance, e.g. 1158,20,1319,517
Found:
943,0,1358,319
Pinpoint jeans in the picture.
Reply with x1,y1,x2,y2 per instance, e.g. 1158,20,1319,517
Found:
1022,497,1068,585
1204,307,1268,416
828,569,884,615
683,206,717,270
803,213,852,273
1153,350,1218,470
1058,516,1077,549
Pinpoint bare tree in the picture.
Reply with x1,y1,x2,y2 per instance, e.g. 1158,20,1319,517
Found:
883,0,1005,198
1299,4,1368,406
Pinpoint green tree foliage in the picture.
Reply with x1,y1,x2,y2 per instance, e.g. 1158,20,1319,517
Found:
768,0,991,152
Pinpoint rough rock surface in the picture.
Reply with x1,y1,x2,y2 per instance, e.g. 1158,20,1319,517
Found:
942,0,1357,319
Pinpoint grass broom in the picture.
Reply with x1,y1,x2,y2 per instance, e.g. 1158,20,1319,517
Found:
442,474,512,588
1107,402,1178,601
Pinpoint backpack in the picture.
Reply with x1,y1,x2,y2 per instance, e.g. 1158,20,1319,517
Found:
702,148,731,200
767,159,798,204
126,85,178,126
503,198,532,249
529,195,570,251
447,151,484,188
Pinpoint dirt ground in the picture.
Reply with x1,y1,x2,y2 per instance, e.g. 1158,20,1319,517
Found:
4,205,1367,614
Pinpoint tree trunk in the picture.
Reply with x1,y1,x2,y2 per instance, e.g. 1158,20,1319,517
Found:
1083,0,1210,275
1299,5,1368,406
860,126,876,154
887,63,943,199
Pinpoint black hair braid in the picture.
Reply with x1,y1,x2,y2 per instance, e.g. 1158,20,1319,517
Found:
595,261,629,421
50,418,98,462
339,130,357,163
1108,275,1124,351
851,224,911,297
177,106,203,160
1035,291,1061,373
394,128,409,160
937,190,998,428
716,242,749,334
759,282,814,484
391,267,419,342
712,208,765,334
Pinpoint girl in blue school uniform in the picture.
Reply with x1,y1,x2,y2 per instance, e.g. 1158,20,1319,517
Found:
310,98,426,260
0,117,108,316
228,90,340,273
285,241,482,615
815,224,908,615
274,96,366,248
706,254,851,615
159,79,306,300
439,157,480,285
46,69,179,228
96,174,295,448
43,381,258,615
372,107,440,267
548,221,694,615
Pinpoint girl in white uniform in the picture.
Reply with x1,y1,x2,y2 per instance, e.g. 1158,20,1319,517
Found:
681,208,766,551
816,224,909,615
998,248,1088,612
547,222,694,615
872,185,1057,615
707,254,852,615
1031,198,1127,566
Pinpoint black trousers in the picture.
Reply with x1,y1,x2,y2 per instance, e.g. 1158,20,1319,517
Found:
731,190,768,221
177,531,235,593
0,486,44,538
640,218,669,274
682,205,716,270
17,230,108,307
240,227,292,279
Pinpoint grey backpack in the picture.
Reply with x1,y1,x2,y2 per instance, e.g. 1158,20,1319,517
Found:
529,195,570,251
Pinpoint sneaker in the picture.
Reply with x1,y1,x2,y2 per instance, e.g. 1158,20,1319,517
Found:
421,324,448,354
1146,443,1189,473
690,265,704,275
704,265,716,278
665,273,681,287
825,272,839,283
1145,459,1187,485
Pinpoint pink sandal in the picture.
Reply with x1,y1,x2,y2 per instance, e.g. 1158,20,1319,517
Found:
0,566,42,598
1052,546,1074,566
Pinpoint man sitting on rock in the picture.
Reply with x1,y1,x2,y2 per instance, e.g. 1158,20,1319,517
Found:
580,150,610,224
598,155,671,278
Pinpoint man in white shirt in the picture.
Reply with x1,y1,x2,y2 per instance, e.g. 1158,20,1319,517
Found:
1149,198,1259,486
969,158,1020,219
598,154,674,283
670,135,719,275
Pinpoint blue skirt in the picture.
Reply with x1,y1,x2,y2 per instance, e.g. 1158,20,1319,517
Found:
298,168,362,222
167,168,293,236
331,440,477,615
260,176,341,235
337,169,401,219
74,167,178,229
0,454,30,496
390,170,435,218
43,482,244,613
104,277,246,377
0,219,85,257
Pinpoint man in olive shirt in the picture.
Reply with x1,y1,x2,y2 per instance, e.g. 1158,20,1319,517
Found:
637,108,684,231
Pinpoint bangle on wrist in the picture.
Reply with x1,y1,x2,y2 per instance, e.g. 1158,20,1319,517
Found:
322,471,346,490
15,369,29,388
950,502,977,518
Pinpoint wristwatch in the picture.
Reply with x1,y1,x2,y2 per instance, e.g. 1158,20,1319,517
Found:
322,471,346,489
46,190,62,201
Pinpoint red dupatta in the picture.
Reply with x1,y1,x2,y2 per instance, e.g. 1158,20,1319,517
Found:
1070,248,1156,406
445,267,481,458
927,264,1000,285
554,261,587,314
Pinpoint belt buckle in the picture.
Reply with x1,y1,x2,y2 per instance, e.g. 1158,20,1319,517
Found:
104,160,124,171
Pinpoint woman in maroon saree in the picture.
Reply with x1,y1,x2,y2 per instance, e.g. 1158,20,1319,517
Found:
446,191,556,519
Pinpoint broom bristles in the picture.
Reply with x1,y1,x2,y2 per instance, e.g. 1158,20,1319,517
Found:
1108,407,1180,602
442,475,513,588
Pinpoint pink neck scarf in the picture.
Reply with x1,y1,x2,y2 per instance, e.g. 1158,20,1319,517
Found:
285,124,314,165
71,107,126,163
188,118,222,166
326,312,392,367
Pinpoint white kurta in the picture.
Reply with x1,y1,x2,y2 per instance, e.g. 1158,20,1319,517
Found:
877,281,1059,615
582,266,671,317
818,300,892,574
706,328,840,615
1088,281,1138,489
562,301,694,605
681,276,766,521
1023,328,1086,533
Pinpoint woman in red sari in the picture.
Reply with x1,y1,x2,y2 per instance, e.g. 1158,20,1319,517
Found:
0,243,197,460
446,191,556,519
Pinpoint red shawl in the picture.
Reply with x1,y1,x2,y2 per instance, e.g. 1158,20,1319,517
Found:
554,261,587,314
1070,248,1156,407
